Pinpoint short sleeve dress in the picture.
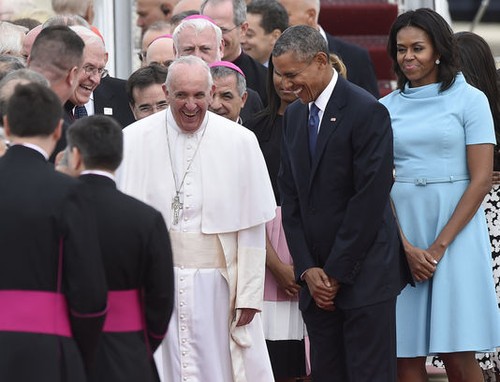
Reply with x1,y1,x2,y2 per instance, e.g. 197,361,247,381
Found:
380,73,500,357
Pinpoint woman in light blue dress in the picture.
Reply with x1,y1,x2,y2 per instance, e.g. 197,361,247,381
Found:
380,8,500,382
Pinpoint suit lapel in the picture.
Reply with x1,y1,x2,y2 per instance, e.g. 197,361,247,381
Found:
309,77,348,185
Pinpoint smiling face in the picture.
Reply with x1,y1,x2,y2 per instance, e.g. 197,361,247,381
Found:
166,62,213,132
396,25,440,88
241,13,277,65
70,40,107,106
272,51,329,104
209,74,247,122
131,83,168,120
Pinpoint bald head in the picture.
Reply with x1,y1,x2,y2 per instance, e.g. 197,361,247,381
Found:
277,0,320,28
146,35,175,67
172,0,203,15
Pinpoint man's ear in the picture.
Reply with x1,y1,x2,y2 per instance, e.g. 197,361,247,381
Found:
70,146,83,171
241,91,248,108
52,119,63,142
2,115,10,137
239,21,249,38
67,66,79,88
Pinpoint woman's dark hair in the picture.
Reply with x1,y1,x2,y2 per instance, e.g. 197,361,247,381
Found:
387,8,459,92
455,31,500,168
455,31,500,130
251,56,281,137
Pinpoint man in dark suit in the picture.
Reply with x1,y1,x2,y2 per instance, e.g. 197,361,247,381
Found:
273,26,411,382
278,0,380,98
65,115,175,382
27,25,85,161
93,75,136,128
0,82,107,381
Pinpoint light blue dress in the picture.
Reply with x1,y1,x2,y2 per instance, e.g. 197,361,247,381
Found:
380,73,500,357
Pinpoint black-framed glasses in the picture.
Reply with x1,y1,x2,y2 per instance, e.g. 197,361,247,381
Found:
82,65,108,78
219,23,242,34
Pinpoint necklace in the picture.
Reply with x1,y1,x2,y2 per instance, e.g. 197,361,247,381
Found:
165,114,208,225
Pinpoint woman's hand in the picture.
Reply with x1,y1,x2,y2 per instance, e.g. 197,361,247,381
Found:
269,261,301,297
404,243,437,282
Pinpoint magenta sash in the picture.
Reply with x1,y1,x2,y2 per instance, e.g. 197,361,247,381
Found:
0,290,72,337
103,290,144,332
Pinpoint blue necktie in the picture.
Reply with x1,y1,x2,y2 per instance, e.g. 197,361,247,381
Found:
74,105,88,119
308,103,320,158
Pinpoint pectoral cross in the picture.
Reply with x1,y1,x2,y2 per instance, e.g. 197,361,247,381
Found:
171,192,183,225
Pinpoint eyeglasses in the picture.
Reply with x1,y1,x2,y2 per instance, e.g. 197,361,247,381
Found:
219,23,241,35
82,65,108,78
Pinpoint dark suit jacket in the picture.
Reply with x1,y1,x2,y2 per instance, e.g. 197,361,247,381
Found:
233,50,268,106
80,174,174,382
0,146,107,381
240,87,264,124
94,76,136,128
326,32,380,98
278,76,411,311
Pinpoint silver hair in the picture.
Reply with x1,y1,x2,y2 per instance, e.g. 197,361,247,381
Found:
210,65,246,97
51,0,92,18
0,21,28,58
172,17,222,55
0,69,50,117
70,25,104,48
165,55,213,93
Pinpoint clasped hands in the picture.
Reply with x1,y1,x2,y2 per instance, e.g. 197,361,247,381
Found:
404,243,445,282
304,267,340,311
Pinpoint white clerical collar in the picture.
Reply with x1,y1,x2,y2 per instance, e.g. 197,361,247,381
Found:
310,68,338,115
166,107,209,137
13,143,49,160
81,169,115,181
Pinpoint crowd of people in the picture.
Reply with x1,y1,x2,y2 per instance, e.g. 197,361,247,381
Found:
1,1,500,382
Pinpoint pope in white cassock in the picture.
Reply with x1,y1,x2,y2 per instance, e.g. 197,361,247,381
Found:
117,55,277,382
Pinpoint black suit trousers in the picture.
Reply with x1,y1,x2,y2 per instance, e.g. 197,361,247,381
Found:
302,297,397,382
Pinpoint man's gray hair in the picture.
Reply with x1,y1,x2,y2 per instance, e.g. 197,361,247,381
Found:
172,17,222,54
51,0,92,19
0,69,50,120
200,0,246,26
43,14,90,28
70,25,105,48
166,56,213,93
272,25,329,63
0,21,28,58
210,65,246,97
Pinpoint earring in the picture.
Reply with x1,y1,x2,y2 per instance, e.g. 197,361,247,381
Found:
435,59,441,65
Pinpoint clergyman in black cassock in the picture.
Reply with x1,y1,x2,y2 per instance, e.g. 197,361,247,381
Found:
0,83,108,381
65,114,175,382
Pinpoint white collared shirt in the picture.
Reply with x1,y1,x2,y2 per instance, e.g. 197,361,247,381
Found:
309,68,339,133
